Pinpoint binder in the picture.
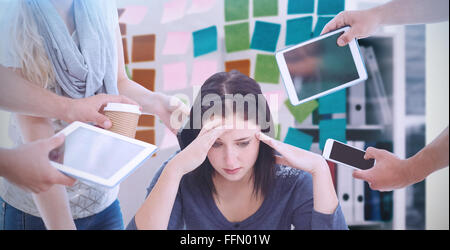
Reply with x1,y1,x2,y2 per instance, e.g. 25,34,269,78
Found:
337,162,354,223
360,46,393,125
348,77,366,126
352,141,366,223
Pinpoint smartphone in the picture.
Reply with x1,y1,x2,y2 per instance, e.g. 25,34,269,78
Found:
323,139,375,170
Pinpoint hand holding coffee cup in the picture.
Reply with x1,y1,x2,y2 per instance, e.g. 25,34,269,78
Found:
103,103,141,138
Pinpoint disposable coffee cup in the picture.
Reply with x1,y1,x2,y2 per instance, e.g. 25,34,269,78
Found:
103,103,141,138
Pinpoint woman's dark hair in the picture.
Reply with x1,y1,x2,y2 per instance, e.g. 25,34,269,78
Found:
186,70,276,198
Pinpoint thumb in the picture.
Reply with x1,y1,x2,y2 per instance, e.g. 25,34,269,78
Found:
93,113,112,129
46,134,65,151
364,147,380,160
52,171,76,187
337,29,356,46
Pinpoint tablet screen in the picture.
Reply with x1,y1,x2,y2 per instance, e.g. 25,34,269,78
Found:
51,127,146,179
283,31,359,101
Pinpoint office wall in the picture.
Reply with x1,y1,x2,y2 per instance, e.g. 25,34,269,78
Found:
425,21,449,230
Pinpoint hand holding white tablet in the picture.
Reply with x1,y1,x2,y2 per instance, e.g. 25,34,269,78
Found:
50,122,157,188
276,27,367,106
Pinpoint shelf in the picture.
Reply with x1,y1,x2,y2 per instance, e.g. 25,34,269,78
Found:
293,125,392,142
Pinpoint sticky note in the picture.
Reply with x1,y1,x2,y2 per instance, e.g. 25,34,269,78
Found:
225,22,250,53
317,0,345,15
191,60,218,86
274,123,281,140
318,88,346,114
319,118,347,150
160,128,179,149
225,0,249,21
161,0,187,23
286,16,313,46
119,6,148,25
162,32,190,55
287,0,314,14
250,21,281,52
138,115,155,127
122,38,129,64
254,54,279,84
225,59,251,76
313,17,333,37
125,65,132,80
253,0,278,17
187,0,216,14
284,127,313,150
284,99,318,124
135,129,155,144
263,90,285,109
132,69,155,91
163,62,187,91
131,34,155,62
193,26,217,57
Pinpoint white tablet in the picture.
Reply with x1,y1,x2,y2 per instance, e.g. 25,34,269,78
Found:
276,26,368,106
49,121,158,188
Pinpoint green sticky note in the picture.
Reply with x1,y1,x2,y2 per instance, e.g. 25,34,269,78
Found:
318,88,347,114
319,118,347,150
288,0,314,14
125,65,132,80
285,99,318,124
250,21,281,52
286,16,313,46
253,0,278,17
225,22,250,53
275,123,281,140
225,0,249,21
317,0,345,15
284,127,313,150
254,54,279,84
313,16,333,37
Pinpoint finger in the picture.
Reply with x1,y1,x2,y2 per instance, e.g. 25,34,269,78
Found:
337,29,356,46
46,134,65,151
199,118,224,136
364,147,378,160
52,172,77,187
320,11,345,35
93,113,112,129
255,132,278,149
352,169,373,184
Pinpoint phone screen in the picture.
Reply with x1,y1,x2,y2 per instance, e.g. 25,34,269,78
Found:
329,141,374,170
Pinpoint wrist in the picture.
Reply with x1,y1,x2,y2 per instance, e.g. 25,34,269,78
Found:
58,97,75,123
370,4,386,26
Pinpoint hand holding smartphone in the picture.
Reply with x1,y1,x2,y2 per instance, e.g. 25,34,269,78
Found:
323,139,375,170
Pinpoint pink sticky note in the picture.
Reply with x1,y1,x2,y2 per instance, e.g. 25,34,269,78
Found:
162,32,191,55
161,0,187,24
119,6,148,25
160,128,179,149
187,0,216,14
163,62,187,91
263,90,285,111
191,60,218,86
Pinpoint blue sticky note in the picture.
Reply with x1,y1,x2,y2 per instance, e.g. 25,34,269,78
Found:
250,21,281,52
284,127,313,150
288,0,314,14
313,16,333,37
193,26,217,57
319,118,347,150
319,88,346,114
317,0,345,15
286,16,313,46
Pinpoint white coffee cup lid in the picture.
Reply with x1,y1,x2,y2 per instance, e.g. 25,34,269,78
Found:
103,103,141,115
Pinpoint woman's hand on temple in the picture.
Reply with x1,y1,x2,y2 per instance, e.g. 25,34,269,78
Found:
256,132,329,176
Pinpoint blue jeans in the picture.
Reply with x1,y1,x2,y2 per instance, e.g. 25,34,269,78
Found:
0,197,124,230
